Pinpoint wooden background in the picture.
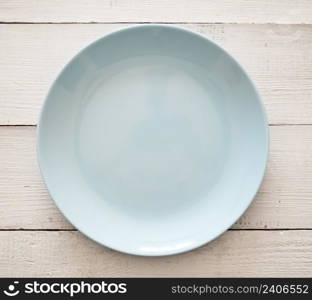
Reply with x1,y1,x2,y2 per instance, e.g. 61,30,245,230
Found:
0,0,312,277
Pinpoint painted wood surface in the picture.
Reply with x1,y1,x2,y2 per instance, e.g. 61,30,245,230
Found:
1,24,312,125
1,126,311,230
1,0,312,24
1,230,311,277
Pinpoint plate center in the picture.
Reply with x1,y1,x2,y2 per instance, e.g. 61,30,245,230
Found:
77,56,228,217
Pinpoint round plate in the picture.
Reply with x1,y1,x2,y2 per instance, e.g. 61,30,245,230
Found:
38,25,269,256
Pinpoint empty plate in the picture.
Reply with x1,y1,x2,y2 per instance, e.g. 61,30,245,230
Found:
38,25,269,256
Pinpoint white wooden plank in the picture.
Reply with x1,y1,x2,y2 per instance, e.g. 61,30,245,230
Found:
233,125,312,229
1,125,312,230
1,24,312,125
1,0,312,24
0,127,72,229
0,230,311,277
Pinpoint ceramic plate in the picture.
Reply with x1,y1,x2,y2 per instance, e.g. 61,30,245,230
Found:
38,25,269,256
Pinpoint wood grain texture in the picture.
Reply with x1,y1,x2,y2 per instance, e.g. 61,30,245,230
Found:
1,23,312,125
0,127,71,229
1,0,312,24
1,125,312,230
1,230,311,277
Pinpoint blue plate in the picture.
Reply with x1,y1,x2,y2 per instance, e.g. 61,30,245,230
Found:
38,25,269,256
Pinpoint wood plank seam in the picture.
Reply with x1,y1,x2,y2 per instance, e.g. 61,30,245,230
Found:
1,22,312,25
0,228,311,231
1,124,312,127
